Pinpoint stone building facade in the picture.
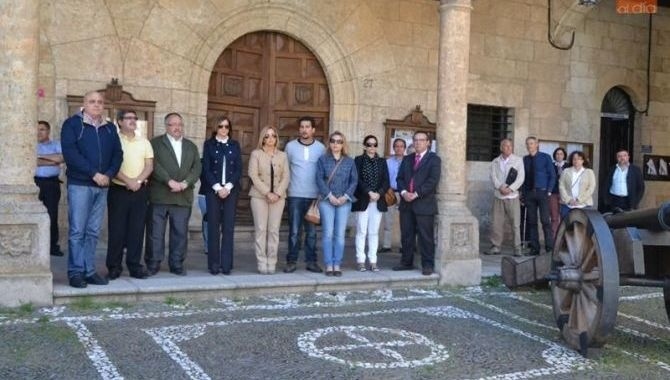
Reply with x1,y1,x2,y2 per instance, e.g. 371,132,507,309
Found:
1,0,669,305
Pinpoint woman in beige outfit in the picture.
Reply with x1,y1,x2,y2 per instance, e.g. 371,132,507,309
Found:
558,151,596,218
249,126,290,274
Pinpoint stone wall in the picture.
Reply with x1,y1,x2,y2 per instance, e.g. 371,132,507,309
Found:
35,0,670,241
468,0,670,239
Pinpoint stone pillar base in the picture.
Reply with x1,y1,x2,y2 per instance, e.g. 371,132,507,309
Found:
0,273,53,307
0,185,54,307
436,200,481,286
439,258,481,286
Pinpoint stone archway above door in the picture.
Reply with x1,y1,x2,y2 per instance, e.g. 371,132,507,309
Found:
206,31,331,223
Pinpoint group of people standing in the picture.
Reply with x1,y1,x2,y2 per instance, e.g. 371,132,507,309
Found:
486,136,645,257
38,92,441,289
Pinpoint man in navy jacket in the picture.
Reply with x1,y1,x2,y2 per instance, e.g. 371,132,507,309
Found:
392,131,441,275
61,91,122,288
522,136,556,256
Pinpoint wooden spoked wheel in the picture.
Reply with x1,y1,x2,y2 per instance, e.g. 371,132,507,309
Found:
550,209,619,356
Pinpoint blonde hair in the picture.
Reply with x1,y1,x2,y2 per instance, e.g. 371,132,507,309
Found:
326,131,349,156
257,125,279,150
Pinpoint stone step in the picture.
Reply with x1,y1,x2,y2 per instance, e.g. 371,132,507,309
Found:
52,270,439,304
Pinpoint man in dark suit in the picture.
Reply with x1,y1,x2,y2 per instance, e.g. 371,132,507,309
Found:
392,131,441,276
146,113,201,276
605,149,645,212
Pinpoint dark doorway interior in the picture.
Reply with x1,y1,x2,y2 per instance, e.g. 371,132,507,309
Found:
598,87,635,212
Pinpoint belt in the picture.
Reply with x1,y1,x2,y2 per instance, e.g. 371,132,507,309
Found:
34,176,61,182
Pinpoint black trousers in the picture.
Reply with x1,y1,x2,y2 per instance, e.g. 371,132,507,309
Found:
35,176,61,254
106,184,148,273
399,208,435,269
525,189,554,253
609,194,631,211
206,189,239,272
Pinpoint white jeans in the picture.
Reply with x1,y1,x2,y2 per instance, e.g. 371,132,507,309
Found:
355,202,383,264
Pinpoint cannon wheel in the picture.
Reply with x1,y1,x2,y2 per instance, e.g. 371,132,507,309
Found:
550,209,619,355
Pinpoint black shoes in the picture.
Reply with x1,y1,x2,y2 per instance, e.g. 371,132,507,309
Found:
169,268,187,276
422,267,434,276
392,265,415,271
147,263,160,276
69,274,87,288
305,262,323,273
129,268,149,279
85,273,109,285
283,262,297,273
50,250,65,257
378,247,392,253
107,269,122,280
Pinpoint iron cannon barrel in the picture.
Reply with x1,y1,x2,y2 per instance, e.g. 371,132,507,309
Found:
604,202,670,231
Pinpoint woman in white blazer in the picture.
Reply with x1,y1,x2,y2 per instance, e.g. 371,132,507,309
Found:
558,151,596,218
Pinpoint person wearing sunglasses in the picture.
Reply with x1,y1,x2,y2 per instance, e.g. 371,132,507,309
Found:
316,131,358,276
352,135,390,272
201,116,242,275
248,126,290,274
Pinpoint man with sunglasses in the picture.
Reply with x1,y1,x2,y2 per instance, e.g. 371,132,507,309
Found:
283,116,326,273
105,110,154,280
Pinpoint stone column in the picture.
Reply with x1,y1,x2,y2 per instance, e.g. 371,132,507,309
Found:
435,0,481,285
0,0,53,306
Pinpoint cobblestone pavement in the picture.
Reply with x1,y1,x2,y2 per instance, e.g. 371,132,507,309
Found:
1,285,669,379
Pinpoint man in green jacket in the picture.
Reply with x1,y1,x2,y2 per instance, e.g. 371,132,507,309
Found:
146,112,201,276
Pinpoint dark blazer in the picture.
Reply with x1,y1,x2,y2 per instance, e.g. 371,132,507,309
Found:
522,152,556,193
396,151,441,215
149,134,201,207
201,138,242,192
605,164,645,209
351,154,390,212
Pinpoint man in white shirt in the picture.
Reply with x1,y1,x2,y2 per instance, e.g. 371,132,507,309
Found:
487,139,525,256
147,113,201,276
605,149,645,212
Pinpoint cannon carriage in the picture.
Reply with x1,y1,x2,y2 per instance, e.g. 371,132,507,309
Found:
548,202,670,356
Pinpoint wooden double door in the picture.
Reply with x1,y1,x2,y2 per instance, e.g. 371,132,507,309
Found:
207,31,330,223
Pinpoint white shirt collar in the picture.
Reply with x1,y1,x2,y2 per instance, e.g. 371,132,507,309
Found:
167,134,182,143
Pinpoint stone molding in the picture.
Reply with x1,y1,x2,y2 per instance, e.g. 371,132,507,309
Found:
189,3,359,140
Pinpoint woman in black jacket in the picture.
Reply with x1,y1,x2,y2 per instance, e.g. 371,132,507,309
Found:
201,117,242,275
352,135,390,272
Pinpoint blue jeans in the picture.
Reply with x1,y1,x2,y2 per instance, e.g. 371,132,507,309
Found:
287,197,318,263
318,199,351,267
197,194,208,251
67,185,107,278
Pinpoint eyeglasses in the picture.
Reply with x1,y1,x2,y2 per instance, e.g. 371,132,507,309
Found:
218,124,229,129
263,134,277,139
123,116,138,120
413,138,428,142
329,139,343,144
364,142,378,148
